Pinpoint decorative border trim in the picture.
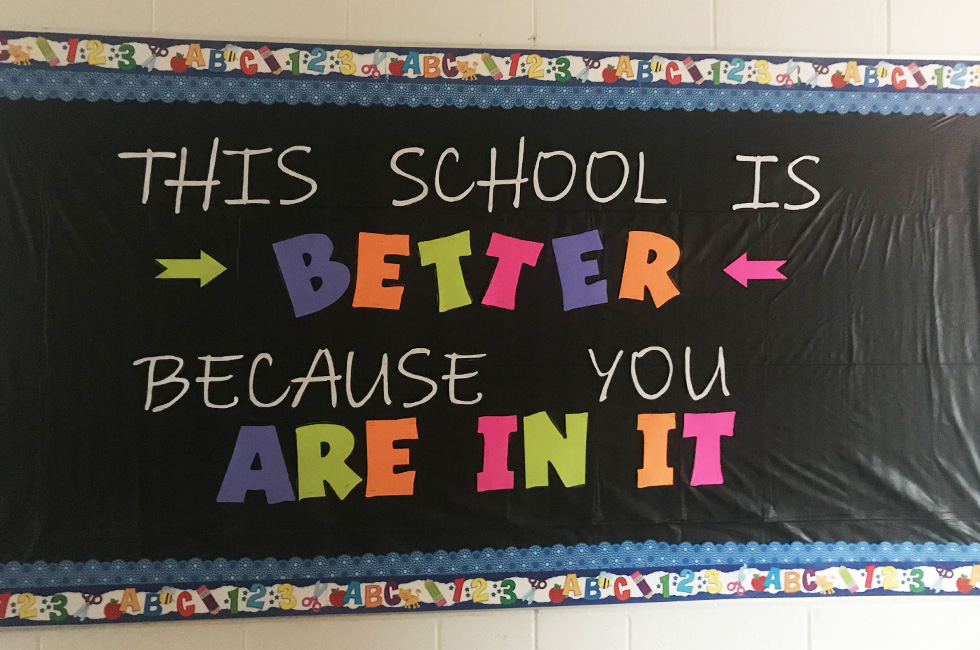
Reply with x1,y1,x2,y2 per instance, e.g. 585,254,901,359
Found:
4,541,980,589
3,67,979,115
1,557,980,626
1,31,979,92
2,31,980,114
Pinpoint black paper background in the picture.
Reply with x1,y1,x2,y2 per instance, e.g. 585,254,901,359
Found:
2,98,980,563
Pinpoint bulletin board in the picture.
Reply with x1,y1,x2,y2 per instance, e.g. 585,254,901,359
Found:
2,32,980,625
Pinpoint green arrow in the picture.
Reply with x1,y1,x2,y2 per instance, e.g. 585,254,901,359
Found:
155,250,227,287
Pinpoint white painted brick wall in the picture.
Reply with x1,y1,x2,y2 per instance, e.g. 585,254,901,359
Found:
1,0,978,647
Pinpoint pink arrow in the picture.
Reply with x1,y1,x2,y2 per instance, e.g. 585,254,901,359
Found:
724,253,787,287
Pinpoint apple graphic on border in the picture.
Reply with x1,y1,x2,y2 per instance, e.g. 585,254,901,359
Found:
956,576,973,593
170,53,188,73
103,599,121,620
389,58,405,76
751,575,766,592
329,588,346,607
831,71,847,88
602,65,618,83
548,585,565,603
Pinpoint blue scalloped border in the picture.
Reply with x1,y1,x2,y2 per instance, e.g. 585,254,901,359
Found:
2,67,979,115
4,541,980,589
